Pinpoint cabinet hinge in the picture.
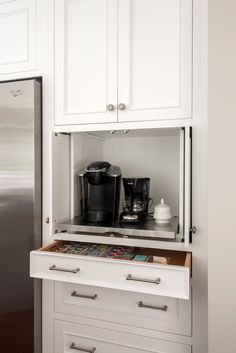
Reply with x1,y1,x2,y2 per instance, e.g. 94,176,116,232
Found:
189,226,196,234
46,217,50,224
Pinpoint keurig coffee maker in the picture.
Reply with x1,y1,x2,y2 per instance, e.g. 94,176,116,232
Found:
79,161,122,223
120,177,151,224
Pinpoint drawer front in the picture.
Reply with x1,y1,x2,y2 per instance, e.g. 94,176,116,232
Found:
55,282,192,336
30,251,190,299
55,320,192,353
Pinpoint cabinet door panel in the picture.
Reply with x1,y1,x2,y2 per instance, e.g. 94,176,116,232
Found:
55,282,192,336
0,0,36,74
55,320,192,353
55,0,117,125
118,0,192,122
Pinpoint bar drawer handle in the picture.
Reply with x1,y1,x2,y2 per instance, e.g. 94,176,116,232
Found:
138,301,168,312
126,274,161,284
70,342,96,352
49,265,80,274
71,291,97,300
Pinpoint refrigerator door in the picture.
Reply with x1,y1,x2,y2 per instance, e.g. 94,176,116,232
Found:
0,79,41,353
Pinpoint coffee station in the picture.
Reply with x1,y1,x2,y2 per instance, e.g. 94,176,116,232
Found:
30,125,193,353
50,127,191,249
22,0,208,350
60,162,179,241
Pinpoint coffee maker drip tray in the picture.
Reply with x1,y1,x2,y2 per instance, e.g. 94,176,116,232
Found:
59,216,179,240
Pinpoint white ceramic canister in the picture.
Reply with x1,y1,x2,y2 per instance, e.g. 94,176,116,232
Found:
154,198,172,224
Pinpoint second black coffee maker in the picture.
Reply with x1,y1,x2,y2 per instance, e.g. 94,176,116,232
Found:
120,177,150,224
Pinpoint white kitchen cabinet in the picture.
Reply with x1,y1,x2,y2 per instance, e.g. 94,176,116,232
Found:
0,0,37,74
55,320,192,353
55,0,118,125
34,126,194,352
118,0,192,123
31,0,208,350
55,282,192,336
54,0,192,126
35,126,194,352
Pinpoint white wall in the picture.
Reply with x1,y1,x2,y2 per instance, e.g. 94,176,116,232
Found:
103,135,180,216
191,1,208,351
208,1,236,352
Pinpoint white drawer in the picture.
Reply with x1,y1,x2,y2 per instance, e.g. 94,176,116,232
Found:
55,320,192,353
30,241,191,299
55,282,192,336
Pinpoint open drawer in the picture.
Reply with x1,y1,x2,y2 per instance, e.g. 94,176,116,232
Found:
30,241,191,299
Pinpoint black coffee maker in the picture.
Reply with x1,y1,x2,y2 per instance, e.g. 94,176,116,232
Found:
79,161,121,223
120,178,151,224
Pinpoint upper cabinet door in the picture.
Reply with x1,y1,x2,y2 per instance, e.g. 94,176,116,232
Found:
0,0,36,74
117,0,192,122
55,0,118,126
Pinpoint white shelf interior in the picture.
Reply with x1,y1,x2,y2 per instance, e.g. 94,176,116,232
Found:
52,127,189,245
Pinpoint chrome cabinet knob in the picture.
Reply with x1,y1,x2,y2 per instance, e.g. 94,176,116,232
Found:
118,103,126,110
107,104,115,111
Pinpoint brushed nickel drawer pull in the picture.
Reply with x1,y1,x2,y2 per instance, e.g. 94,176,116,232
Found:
138,301,168,312
49,265,80,274
71,291,97,300
126,274,161,284
70,342,96,352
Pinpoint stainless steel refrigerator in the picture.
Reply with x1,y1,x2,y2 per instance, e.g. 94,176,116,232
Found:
0,79,42,353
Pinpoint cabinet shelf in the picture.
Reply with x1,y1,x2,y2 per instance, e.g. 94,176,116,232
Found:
59,216,179,240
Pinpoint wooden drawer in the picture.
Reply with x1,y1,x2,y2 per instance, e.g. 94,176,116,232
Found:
30,241,191,299
55,282,192,336
55,320,192,353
